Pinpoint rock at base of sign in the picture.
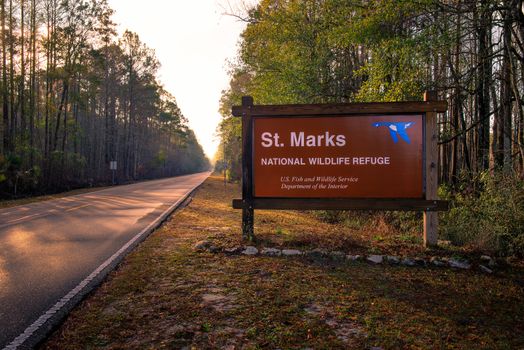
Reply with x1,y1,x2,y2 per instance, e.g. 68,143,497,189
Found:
282,249,302,256
346,254,362,261
330,251,346,260
241,246,259,256
448,258,471,269
224,246,242,255
386,256,400,264
401,258,416,267
261,247,282,256
305,248,328,259
208,245,220,253
481,255,496,267
430,257,446,267
194,240,212,252
479,265,493,274
414,257,427,266
367,255,383,264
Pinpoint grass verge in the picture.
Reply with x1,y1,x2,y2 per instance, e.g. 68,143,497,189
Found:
41,175,524,349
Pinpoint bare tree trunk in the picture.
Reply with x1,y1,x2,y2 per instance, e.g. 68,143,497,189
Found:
20,0,25,146
29,0,36,168
502,13,513,173
9,0,15,153
1,0,9,153
52,80,68,152
476,0,491,172
491,83,504,170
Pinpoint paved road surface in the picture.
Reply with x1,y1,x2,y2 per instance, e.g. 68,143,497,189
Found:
0,172,209,348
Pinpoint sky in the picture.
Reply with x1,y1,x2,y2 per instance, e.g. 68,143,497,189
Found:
107,0,254,159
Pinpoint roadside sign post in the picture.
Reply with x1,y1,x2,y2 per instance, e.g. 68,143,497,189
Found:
110,161,117,185
423,91,439,246
241,96,255,241
223,139,227,190
232,92,448,246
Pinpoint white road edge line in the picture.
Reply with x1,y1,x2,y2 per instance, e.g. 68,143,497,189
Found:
3,173,209,350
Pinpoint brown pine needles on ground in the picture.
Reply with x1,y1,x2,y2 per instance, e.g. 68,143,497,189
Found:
41,175,524,349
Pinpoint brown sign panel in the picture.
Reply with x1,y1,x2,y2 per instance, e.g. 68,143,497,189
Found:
253,115,424,198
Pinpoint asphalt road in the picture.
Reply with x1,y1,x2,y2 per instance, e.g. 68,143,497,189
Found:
0,172,209,348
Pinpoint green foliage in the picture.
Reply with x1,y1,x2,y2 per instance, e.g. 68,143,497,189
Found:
215,70,248,181
0,0,209,198
217,0,443,180
0,154,41,196
315,209,421,236
216,0,524,258
440,173,524,256
355,38,426,102
154,150,167,168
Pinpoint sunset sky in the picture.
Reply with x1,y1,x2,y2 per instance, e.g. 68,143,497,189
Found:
107,0,254,159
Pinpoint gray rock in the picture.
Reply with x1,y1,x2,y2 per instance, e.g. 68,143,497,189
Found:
282,249,302,256
346,254,362,261
430,257,446,267
306,248,328,258
261,247,282,256
367,255,383,264
330,251,346,260
241,246,259,255
224,246,242,255
414,257,427,266
448,258,471,269
479,265,493,274
481,255,496,267
401,258,416,266
208,245,220,253
194,240,212,251
386,256,400,264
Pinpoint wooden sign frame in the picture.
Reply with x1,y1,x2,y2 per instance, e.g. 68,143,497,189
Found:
232,92,448,246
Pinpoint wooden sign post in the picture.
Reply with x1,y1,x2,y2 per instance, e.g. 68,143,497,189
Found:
423,91,439,246
241,96,254,240
233,93,448,246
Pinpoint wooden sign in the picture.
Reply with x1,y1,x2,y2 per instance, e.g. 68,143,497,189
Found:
232,93,448,246
253,115,423,198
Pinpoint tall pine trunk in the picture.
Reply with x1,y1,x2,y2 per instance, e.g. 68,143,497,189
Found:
1,0,9,154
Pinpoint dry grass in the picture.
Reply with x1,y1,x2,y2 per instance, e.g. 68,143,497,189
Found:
41,175,524,349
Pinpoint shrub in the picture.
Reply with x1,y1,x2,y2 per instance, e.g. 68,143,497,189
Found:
440,172,524,256
0,154,41,197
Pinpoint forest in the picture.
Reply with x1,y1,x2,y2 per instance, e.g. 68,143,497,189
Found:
217,0,524,255
0,0,209,198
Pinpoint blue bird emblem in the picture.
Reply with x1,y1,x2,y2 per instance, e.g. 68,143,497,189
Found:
372,122,415,144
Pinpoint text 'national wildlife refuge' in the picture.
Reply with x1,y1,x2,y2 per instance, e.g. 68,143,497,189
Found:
253,115,424,198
